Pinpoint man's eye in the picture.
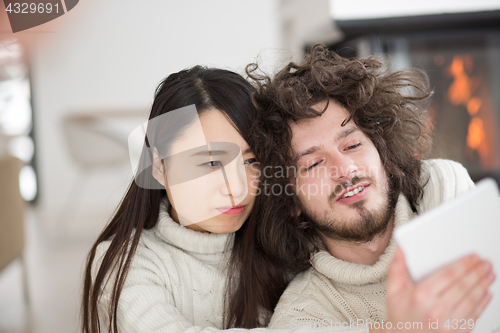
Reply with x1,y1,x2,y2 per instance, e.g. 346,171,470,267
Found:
244,158,257,165
305,161,321,171
345,143,361,151
200,161,223,169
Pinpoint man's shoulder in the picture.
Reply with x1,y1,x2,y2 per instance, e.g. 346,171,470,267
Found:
422,159,469,177
421,159,474,191
280,264,359,307
269,267,346,328
419,159,475,212
280,267,318,299
274,266,336,309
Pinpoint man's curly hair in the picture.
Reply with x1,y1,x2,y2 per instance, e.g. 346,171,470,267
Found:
247,44,433,270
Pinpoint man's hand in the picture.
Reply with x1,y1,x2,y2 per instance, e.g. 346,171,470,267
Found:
375,248,495,332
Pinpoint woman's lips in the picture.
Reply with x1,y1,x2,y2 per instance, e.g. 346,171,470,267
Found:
217,205,246,216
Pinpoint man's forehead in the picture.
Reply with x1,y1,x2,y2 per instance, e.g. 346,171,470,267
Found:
290,103,359,158
292,98,345,121
290,105,353,139
289,102,328,126
311,100,329,112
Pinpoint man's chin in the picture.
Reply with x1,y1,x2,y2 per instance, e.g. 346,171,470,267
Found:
306,204,394,243
329,205,365,220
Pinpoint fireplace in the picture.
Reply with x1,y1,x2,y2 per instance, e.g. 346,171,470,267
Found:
329,10,500,185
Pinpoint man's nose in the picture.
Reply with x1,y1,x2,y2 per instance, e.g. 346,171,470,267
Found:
328,154,357,182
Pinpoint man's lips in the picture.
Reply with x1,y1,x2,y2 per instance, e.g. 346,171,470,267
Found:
216,205,247,216
336,182,370,202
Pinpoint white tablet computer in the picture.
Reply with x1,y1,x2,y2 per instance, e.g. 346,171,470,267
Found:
394,178,500,333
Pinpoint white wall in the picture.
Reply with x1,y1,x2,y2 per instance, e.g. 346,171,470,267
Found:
280,0,342,62
29,0,282,230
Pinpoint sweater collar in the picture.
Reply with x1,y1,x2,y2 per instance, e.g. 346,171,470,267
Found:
311,193,415,285
153,198,232,255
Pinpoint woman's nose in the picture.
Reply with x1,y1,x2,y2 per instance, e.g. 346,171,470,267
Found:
220,155,247,201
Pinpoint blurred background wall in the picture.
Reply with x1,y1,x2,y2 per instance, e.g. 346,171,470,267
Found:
29,0,283,232
25,0,337,233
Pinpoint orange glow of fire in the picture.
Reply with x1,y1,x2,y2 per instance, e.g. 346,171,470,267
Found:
447,55,491,166
467,118,485,150
448,56,478,106
467,97,482,116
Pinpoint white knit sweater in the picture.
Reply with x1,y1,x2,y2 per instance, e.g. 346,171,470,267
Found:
269,159,475,331
93,200,354,332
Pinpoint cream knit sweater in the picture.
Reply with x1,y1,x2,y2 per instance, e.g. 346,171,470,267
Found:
93,200,356,332
269,159,475,331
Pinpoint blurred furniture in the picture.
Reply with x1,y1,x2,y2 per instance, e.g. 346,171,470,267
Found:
0,155,29,305
59,111,145,225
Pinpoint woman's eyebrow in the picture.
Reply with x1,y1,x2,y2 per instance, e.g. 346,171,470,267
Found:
191,150,227,156
242,147,252,155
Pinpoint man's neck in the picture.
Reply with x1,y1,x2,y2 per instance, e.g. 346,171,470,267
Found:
319,217,395,266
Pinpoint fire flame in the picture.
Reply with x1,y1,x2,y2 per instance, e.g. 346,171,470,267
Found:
467,118,485,150
467,97,482,117
448,56,477,105
447,55,491,166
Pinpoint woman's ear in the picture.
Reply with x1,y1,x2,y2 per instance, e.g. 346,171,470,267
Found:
152,147,166,187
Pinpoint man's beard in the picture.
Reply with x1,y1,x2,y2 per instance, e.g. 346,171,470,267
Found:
301,176,395,244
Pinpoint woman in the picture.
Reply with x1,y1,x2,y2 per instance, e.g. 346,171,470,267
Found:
81,66,291,333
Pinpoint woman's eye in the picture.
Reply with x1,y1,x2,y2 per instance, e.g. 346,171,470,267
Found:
200,160,223,169
305,160,321,171
345,143,361,151
244,158,257,165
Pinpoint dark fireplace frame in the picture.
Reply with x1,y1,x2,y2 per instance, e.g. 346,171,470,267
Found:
334,10,500,41
327,10,500,186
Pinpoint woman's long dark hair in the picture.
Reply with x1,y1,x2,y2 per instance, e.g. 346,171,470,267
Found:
81,66,288,332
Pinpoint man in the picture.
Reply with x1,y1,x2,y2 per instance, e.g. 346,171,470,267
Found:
249,45,495,332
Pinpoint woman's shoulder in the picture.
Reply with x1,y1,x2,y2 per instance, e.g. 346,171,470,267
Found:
93,230,172,258
91,233,182,300
91,198,232,290
92,217,230,285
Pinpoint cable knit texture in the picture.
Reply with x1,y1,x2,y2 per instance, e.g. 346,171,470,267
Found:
92,200,361,332
269,159,475,329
